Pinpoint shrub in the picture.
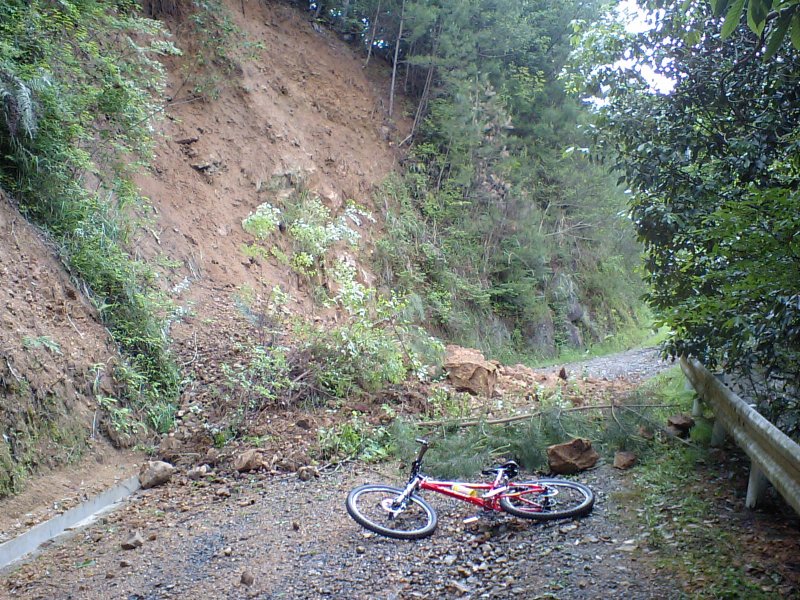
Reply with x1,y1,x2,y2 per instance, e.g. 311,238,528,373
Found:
242,202,281,239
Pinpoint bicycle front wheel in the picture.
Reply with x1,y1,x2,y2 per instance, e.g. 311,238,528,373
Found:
346,484,438,540
500,479,594,520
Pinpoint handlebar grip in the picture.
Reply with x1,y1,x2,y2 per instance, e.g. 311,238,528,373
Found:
414,438,429,462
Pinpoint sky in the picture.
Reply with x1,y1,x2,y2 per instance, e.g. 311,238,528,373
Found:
617,0,676,94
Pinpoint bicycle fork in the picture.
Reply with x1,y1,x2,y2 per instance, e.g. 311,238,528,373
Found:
383,476,422,517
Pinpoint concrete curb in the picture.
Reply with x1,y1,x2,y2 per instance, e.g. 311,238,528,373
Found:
0,475,140,570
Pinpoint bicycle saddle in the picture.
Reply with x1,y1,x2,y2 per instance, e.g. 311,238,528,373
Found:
482,460,519,478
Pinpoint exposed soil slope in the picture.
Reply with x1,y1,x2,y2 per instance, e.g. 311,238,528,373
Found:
0,195,134,501
135,0,403,325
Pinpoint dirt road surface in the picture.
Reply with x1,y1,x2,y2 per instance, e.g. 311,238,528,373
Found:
2,462,675,600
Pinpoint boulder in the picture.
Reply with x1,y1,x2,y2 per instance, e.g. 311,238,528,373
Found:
667,414,695,435
613,451,637,470
547,438,599,474
233,449,264,472
444,345,498,397
138,461,175,489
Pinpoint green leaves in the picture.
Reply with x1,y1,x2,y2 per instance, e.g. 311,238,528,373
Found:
719,0,800,54
570,0,800,438
764,10,793,57
746,0,770,35
710,0,731,17
721,0,745,38
792,12,800,48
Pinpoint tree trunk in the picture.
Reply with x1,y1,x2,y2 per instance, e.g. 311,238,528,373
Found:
405,20,441,144
364,0,381,67
339,0,351,32
404,40,413,93
388,0,405,118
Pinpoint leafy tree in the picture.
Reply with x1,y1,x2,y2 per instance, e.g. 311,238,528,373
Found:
568,0,800,436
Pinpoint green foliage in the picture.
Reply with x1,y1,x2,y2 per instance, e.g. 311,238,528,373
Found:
568,0,800,437
98,396,142,437
244,185,376,283
183,0,248,100
222,343,292,410
317,413,391,463
694,0,800,54
314,0,647,360
425,388,470,420
242,202,281,240
0,1,180,435
294,260,444,400
375,165,645,362
391,368,694,480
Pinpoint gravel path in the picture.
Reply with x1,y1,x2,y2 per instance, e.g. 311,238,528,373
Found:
2,462,679,600
558,347,673,382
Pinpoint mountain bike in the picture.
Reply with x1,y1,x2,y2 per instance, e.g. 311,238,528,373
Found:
345,438,595,539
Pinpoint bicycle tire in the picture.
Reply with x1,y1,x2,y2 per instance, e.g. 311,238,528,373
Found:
346,484,438,540
499,479,594,520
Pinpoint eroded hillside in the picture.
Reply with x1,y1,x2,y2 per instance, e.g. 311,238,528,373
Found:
136,1,402,313
0,0,408,504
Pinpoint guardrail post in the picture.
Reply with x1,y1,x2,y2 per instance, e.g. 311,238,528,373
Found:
745,464,768,509
691,395,703,418
679,356,800,517
710,419,727,447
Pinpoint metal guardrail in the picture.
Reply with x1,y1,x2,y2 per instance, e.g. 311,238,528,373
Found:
680,357,800,515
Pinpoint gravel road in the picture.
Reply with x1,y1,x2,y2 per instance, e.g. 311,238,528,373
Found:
2,461,680,600
558,347,673,382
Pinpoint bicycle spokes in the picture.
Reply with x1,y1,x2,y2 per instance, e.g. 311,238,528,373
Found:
346,485,438,539
500,480,594,520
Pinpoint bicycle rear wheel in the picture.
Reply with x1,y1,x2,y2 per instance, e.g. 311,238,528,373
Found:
346,484,438,540
500,479,594,520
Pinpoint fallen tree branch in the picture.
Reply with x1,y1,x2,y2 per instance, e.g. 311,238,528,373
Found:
617,405,696,448
416,403,683,429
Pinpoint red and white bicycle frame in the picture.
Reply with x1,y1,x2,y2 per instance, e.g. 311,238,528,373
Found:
403,473,548,512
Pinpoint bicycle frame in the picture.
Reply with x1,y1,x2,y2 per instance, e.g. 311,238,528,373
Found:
395,438,547,512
